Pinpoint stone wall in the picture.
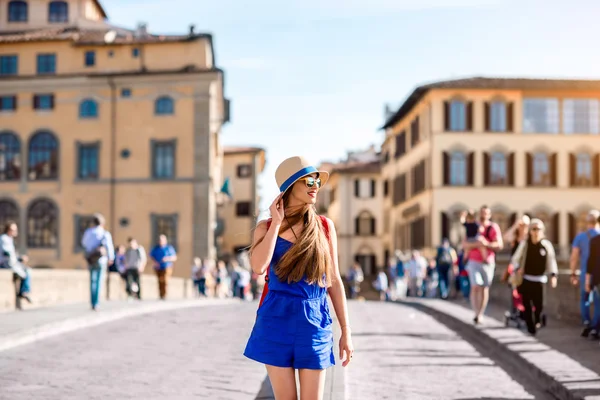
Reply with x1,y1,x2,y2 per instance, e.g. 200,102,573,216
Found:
489,261,587,324
0,269,196,312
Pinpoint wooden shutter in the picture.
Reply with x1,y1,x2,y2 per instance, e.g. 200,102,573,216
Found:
11,95,17,110
506,102,514,132
550,153,557,186
371,218,376,235
370,179,376,197
355,217,360,235
466,102,473,131
569,153,576,187
508,153,515,186
354,179,360,197
484,102,490,131
483,152,490,185
441,212,449,241
594,154,600,186
568,213,577,245
33,95,39,109
50,94,55,109
467,152,474,185
444,101,450,131
552,212,560,246
443,152,450,185
526,153,533,186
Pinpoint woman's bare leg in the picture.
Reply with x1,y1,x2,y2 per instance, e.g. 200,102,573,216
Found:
298,368,327,400
266,365,297,400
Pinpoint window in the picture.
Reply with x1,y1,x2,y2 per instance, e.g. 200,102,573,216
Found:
8,1,27,22
446,100,469,131
155,96,174,115
36,54,56,75
84,51,95,67
489,152,507,185
355,211,376,236
152,140,175,179
410,117,420,147
0,95,16,111
74,215,95,252
77,143,99,180
151,214,178,250
121,88,132,98
412,161,426,194
33,94,54,110
574,153,592,186
563,99,599,134
383,180,389,197
0,132,21,181
27,198,58,248
28,131,58,181
237,164,252,178
532,153,550,186
410,217,426,250
393,174,406,205
394,131,406,158
0,199,19,230
490,102,507,132
236,202,251,217
449,152,467,186
0,55,18,75
79,99,98,118
48,1,68,23
523,98,559,134
132,48,140,58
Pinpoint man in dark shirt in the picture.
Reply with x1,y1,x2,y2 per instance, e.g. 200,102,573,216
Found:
585,218,600,336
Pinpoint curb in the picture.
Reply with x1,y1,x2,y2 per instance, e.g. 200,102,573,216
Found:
404,299,584,400
0,298,238,353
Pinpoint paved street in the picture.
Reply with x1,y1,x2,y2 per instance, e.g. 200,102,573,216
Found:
0,300,556,399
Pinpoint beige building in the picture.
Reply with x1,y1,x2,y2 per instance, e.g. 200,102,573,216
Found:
381,77,600,260
219,146,265,256
0,0,229,276
321,147,384,276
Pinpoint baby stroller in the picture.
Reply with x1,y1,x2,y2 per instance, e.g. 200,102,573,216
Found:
502,265,547,329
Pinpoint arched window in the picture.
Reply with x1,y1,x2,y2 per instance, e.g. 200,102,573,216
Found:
355,211,375,236
450,152,467,186
0,132,21,181
79,99,98,118
28,131,58,181
8,1,28,22
48,1,68,23
0,199,19,231
155,96,174,115
449,100,466,131
490,152,507,185
27,198,58,248
490,101,507,132
576,153,592,185
533,152,550,186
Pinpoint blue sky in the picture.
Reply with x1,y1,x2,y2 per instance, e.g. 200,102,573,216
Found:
105,0,600,214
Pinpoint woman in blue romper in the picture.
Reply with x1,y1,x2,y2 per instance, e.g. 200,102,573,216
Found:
244,156,354,400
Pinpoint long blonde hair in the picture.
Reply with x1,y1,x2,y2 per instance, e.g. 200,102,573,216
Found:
251,191,333,287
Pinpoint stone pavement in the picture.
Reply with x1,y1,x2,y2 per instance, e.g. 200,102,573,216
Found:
0,299,558,400
411,297,600,400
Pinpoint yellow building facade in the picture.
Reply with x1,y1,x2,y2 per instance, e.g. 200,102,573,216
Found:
219,146,265,256
381,77,600,261
0,0,229,276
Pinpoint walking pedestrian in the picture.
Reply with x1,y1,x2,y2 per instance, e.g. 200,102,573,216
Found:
435,238,457,299
192,257,207,297
511,219,558,335
81,214,115,311
0,221,32,306
373,267,389,301
347,262,364,299
570,210,600,337
244,156,353,399
406,250,427,297
150,234,177,300
124,238,146,300
463,205,503,325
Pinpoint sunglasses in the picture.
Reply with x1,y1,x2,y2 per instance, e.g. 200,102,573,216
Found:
301,177,322,189
530,227,541,232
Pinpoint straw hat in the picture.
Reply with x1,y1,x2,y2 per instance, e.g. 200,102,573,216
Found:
275,156,329,193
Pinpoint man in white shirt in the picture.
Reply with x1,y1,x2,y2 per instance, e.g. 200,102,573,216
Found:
81,213,115,310
406,250,427,297
0,221,32,307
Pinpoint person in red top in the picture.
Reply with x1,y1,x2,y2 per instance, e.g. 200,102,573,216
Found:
462,205,504,324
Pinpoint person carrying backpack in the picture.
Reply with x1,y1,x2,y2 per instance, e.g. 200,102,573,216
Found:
81,214,115,311
436,238,457,300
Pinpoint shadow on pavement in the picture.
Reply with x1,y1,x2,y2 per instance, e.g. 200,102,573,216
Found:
254,375,274,400
352,331,462,341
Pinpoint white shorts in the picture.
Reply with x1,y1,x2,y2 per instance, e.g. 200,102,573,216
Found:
466,260,495,288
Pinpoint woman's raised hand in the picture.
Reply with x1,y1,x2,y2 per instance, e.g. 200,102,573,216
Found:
269,193,285,226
